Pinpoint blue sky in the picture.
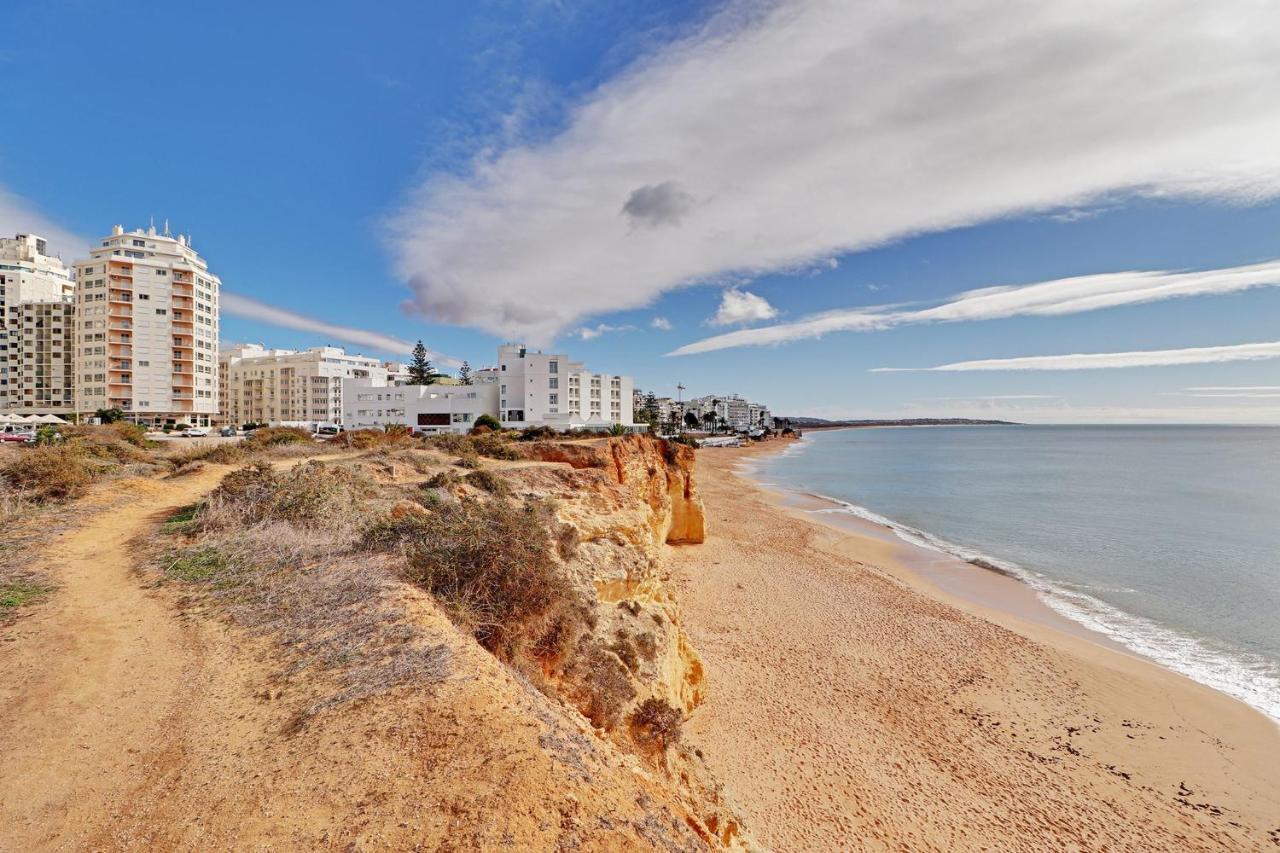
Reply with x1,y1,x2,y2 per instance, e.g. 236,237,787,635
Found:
2,0,1279,422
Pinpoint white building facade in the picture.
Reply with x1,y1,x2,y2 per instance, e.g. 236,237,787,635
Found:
220,344,390,427
0,233,76,414
343,370,500,435
497,344,635,430
74,224,220,427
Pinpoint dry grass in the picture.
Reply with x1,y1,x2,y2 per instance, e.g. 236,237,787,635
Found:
328,426,416,451
566,640,637,729
427,433,521,461
386,497,591,663
201,461,378,534
244,426,313,448
1,446,95,501
463,469,508,495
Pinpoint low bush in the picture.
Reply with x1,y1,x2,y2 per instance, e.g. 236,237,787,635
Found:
423,470,460,489
629,697,683,751
517,425,558,442
1,445,94,501
166,442,246,470
244,426,312,448
205,461,375,531
329,426,416,450
402,497,588,661
454,453,481,469
472,413,501,431
165,546,236,582
464,469,508,494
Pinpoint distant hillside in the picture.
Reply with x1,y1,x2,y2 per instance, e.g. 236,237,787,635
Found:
776,417,1020,427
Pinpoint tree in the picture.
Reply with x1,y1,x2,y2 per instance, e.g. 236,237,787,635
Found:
702,411,718,434
473,413,501,431
458,360,473,385
683,411,700,430
94,407,125,423
407,340,440,385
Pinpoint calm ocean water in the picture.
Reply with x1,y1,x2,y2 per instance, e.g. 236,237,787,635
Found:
754,425,1280,722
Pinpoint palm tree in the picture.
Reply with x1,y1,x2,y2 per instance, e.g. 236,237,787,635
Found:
702,411,718,434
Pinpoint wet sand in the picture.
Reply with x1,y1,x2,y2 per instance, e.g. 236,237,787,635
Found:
672,439,1280,851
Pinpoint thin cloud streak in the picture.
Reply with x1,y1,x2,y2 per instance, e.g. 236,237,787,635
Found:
221,292,457,365
392,0,1280,343
872,341,1280,372
671,258,1280,355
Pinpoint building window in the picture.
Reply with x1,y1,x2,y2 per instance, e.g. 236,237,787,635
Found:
549,361,558,374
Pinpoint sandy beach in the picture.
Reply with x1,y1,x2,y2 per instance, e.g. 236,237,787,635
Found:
671,438,1280,851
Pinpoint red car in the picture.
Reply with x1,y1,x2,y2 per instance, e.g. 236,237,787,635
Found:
0,431,36,444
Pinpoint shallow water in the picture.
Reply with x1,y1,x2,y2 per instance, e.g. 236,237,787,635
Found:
755,425,1280,722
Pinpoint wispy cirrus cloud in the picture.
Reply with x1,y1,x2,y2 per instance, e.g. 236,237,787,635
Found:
391,0,1280,343
670,258,1280,355
872,341,1280,373
574,322,636,341
220,292,459,364
1166,386,1280,399
0,188,87,261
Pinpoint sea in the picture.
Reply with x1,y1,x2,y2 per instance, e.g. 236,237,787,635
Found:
752,425,1280,724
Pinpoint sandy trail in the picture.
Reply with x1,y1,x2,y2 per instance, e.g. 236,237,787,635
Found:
673,444,1280,852
0,467,236,848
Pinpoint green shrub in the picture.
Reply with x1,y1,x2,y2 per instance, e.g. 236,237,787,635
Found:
472,413,501,431
165,546,235,582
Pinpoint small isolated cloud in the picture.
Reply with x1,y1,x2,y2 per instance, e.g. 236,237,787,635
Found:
710,288,778,326
621,181,695,229
575,322,636,341
872,341,1280,373
650,316,673,331
672,258,1280,355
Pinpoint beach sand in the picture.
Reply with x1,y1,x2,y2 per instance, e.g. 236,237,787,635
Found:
671,439,1280,851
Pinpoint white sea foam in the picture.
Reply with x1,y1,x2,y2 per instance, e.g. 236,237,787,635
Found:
808,493,1280,725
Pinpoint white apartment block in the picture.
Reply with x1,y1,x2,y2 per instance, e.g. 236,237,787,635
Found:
220,344,391,427
686,393,773,432
74,224,220,427
343,369,500,435
497,344,635,430
0,233,76,414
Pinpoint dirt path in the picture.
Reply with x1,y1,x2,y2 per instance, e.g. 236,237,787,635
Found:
0,467,238,849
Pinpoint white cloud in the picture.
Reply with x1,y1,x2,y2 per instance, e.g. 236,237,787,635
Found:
221,292,456,364
872,341,1280,372
390,0,1280,343
0,188,88,262
650,315,673,331
575,322,636,341
671,258,1280,354
709,288,778,326
1185,386,1280,392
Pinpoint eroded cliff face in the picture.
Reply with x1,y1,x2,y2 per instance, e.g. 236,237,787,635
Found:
511,436,745,848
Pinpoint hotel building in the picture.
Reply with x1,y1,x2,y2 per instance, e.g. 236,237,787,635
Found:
74,225,220,427
343,369,500,434
0,233,76,415
496,344,634,430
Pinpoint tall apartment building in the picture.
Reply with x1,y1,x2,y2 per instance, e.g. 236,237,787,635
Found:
497,344,634,429
220,344,390,427
0,233,76,414
74,225,220,427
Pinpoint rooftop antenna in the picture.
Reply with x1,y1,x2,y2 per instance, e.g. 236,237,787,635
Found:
163,218,171,237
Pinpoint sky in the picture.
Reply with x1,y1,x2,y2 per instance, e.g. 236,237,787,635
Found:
2,0,1279,423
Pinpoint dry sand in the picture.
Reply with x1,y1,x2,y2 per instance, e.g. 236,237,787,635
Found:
671,439,1280,851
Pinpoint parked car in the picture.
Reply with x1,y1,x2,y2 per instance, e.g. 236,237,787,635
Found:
0,430,35,444
181,426,210,437
218,426,237,437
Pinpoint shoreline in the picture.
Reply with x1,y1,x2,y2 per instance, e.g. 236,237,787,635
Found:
672,437,1280,850
739,432,1280,725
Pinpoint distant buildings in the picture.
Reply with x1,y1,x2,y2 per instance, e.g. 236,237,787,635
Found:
343,344,637,435
0,234,76,415
73,224,221,427
220,344,403,427
633,389,773,433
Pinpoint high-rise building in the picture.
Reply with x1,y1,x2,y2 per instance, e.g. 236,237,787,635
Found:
219,344,391,427
73,224,220,427
0,233,76,415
